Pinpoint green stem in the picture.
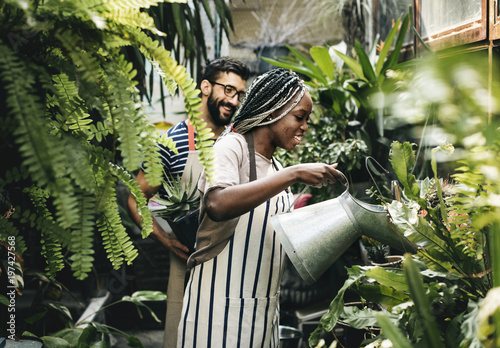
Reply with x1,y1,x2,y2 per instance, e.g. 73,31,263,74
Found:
490,219,500,288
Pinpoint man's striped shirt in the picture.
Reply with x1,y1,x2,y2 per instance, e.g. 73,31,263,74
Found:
157,120,191,199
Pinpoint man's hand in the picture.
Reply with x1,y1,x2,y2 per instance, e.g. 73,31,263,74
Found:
151,222,190,261
127,169,191,260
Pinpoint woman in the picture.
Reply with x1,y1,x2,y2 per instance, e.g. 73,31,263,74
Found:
177,68,345,348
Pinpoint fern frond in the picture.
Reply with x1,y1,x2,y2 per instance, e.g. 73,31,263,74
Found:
109,163,153,238
0,219,27,255
68,193,96,280
41,0,105,20
103,0,181,11
55,30,103,85
0,42,79,228
40,229,65,278
0,166,30,189
1,43,51,188
48,73,93,137
118,29,177,94
159,132,178,152
97,200,138,269
102,9,164,36
59,136,97,193
101,53,145,171
90,151,117,212
93,165,138,268
27,186,65,278
120,28,216,182
140,127,177,188
141,134,166,188
88,121,112,143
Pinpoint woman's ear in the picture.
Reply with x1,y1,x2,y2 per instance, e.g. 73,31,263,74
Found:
200,79,211,97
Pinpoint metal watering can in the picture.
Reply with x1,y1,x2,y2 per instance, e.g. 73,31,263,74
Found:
271,178,418,285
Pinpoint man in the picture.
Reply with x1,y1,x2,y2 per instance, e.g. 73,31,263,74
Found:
127,57,250,348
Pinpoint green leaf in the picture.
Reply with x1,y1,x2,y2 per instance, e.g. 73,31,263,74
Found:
126,290,167,302
0,295,9,307
340,306,383,329
286,45,327,83
24,311,48,325
389,141,420,199
357,283,410,308
375,17,402,76
77,326,97,348
261,57,317,81
333,49,365,81
90,341,110,348
310,46,335,81
354,40,377,83
376,312,413,348
127,335,146,348
46,302,73,321
41,336,71,348
121,291,166,323
309,266,367,346
382,13,410,74
403,255,442,348
52,328,84,345
366,267,410,291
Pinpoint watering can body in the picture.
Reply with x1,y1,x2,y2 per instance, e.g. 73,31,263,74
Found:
271,191,418,285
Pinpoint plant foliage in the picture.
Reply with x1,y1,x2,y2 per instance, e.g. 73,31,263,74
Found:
309,51,500,346
269,14,410,202
0,0,214,284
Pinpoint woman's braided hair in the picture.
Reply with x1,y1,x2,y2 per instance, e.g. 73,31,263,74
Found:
231,68,306,134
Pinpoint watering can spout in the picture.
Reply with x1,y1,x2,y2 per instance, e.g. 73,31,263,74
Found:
271,191,418,285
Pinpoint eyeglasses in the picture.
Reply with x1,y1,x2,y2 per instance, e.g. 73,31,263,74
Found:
208,81,246,102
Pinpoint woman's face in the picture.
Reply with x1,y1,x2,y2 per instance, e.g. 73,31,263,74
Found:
269,89,312,151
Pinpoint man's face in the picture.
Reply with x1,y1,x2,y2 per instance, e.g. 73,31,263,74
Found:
206,72,246,127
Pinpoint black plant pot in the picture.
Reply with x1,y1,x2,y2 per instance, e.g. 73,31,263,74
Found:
167,209,200,253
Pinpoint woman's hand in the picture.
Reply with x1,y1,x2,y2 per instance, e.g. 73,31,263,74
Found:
289,163,347,188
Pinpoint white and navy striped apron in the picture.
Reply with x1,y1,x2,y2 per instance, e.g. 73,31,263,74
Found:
177,173,292,348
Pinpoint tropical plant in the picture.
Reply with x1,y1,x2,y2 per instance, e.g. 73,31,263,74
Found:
307,50,500,347
267,13,409,202
151,172,200,222
0,0,216,293
309,141,494,347
25,280,167,347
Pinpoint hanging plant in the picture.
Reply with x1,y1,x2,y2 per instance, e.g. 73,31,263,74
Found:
0,0,215,284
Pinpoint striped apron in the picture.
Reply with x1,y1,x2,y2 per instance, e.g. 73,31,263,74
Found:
177,167,292,348
164,120,203,348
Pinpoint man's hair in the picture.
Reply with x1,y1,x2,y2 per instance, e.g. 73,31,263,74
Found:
201,57,250,82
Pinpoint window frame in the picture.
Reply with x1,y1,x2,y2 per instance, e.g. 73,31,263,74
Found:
414,0,487,52
490,0,500,40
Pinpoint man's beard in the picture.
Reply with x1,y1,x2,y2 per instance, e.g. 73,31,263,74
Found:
207,93,233,127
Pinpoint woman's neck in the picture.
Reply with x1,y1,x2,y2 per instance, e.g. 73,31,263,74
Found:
250,128,276,159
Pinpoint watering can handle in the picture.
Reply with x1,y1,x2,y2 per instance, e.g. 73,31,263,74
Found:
339,171,349,191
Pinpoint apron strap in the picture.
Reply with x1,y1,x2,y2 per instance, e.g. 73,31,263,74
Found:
244,132,257,182
187,119,196,151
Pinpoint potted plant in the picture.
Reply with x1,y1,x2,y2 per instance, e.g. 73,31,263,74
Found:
308,49,500,346
308,140,494,347
151,173,201,253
